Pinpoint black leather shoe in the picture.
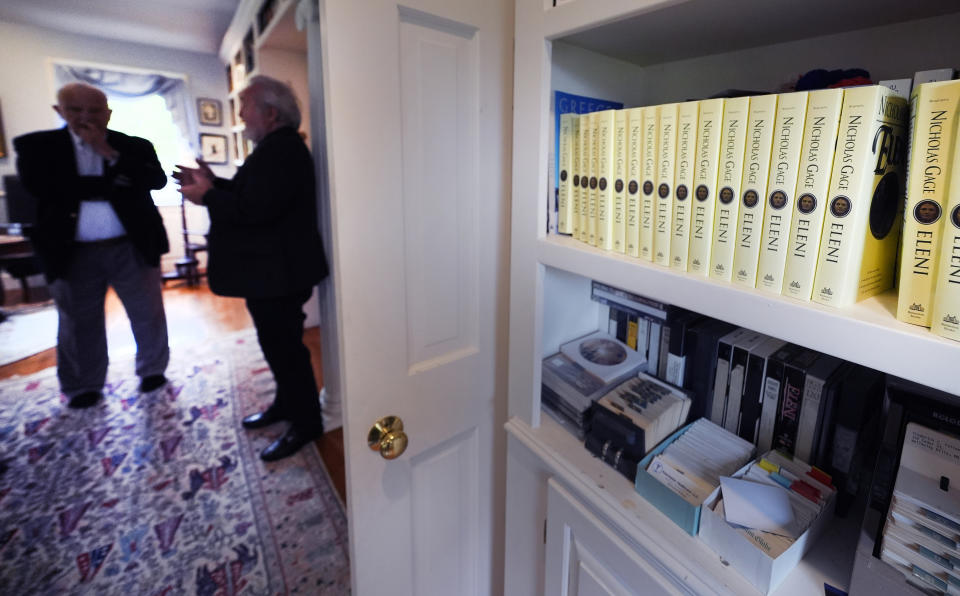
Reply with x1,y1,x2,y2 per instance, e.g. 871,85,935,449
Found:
68,391,103,408
242,406,286,430
139,375,167,392
260,426,323,462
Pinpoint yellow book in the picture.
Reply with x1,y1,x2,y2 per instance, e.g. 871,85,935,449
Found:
688,98,726,276
709,96,750,282
595,110,616,250
812,85,909,308
897,80,960,326
640,105,659,261
732,94,779,287
931,116,960,341
558,112,574,235
781,89,844,301
613,109,628,253
654,103,679,266
671,101,700,271
588,111,600,246
626,107,644,257
571,114,581,240
578,112,591,243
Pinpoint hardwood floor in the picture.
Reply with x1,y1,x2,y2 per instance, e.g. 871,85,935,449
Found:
0,282,347,504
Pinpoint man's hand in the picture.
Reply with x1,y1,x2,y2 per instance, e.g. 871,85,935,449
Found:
175,163,214,205
75,121,118,161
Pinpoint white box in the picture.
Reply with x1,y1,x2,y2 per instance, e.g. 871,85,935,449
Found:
698,461,836,594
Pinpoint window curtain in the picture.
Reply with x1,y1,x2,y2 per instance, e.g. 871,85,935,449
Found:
53,64,199,154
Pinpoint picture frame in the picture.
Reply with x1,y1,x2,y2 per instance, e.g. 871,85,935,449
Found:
197,98,223,127
199,133,229,165
0,99,7,159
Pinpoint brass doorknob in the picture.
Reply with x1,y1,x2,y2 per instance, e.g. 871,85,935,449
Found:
368,415,408,460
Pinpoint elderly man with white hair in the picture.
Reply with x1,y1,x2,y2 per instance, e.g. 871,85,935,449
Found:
177,75,328,461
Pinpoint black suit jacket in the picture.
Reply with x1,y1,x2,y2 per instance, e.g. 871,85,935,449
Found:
203,126,327,299
13,127,170,281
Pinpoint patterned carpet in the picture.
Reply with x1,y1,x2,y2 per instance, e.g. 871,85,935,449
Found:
0,330,350,595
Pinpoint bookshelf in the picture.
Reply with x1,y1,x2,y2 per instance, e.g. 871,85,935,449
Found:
505,1,960,594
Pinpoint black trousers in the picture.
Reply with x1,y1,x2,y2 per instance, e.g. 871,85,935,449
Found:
245,287,322,433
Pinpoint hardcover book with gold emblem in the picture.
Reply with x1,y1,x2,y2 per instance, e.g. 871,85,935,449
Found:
640,105,659,261
931,111,960,341
897,79,960,326
780,89,844,301
595,109,617,251
812,85,908,308
626,107,645,257
571,113,582,240
579,112,592,244
558,112,575,234
688,98,726,276
709,96,750,282
671,101,700,271
654,103,679,266
732,93,779,287
613,109,628,253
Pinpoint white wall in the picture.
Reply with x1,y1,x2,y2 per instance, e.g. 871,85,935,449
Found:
0,20,234,289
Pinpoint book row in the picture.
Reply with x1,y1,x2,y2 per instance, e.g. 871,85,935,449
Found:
555,82,960,342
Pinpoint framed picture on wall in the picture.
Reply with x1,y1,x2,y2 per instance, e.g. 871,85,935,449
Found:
0,100,7,159
197,98,223,126
200,133,229,165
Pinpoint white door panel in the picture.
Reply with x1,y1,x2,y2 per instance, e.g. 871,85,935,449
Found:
546,479,683,596
317,0,511,593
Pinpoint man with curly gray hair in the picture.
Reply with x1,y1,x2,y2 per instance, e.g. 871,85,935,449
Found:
178,75,328,461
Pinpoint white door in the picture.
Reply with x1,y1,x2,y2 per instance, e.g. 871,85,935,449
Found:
315,0,513,594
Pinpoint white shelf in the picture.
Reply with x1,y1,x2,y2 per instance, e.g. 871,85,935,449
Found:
507,414,862,596
542,0,960,64
537,235,960,396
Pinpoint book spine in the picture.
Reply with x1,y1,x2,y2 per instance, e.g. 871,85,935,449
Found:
781,89,845,301
795,367,828,462
657,322,671,380
757,345,794,453
931,112,960,341
588,111,600,246
738,342,782,443
596,110,616,251
773,361,807,455
655,103,679,267
812,86,909,308
613,109,628,253
689,98,726,275
732,94,779,288
671,101,700,271
897,80,960,326
647,319,662,375
755,91,813,294
725,346,749,433
578,113,591,243
571,114,581,240
636,317,650,361
640,105,659,261
710,96,751,282
626,313,639,350
626,107,644,257
710,336,736,425
558,112,574,234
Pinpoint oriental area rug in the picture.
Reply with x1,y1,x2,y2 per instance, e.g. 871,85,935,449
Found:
0,330,350,595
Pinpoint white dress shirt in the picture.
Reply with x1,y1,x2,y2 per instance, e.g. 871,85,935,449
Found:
70,129,127,242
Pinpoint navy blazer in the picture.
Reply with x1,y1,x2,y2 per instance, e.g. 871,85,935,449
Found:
203,126,328,299
13,127,169,281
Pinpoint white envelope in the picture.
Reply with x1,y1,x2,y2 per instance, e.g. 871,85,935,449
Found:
720,476,799,539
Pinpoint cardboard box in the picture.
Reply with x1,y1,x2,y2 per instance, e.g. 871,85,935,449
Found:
698,460,836,594
634,422,702,535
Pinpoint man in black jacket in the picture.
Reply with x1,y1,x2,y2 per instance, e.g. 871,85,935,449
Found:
14,83,170,408
178,75,328,461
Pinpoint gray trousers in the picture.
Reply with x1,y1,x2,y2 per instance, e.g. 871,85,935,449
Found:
49,239,169,397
